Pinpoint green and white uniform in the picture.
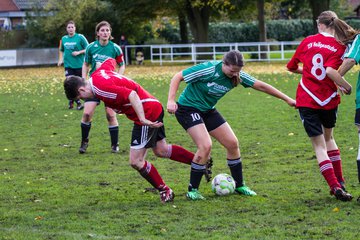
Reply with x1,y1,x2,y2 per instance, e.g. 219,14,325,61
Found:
345,34,360,109
84,40,124,76
179,60,256,112
60,33,88,69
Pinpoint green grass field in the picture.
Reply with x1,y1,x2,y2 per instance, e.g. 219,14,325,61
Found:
1,63,360,239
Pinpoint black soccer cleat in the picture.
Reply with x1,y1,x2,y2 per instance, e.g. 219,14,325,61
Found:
332,187,353,202
79,139,89,154
76,102,84,110
204,157,213,182
160,188,175,203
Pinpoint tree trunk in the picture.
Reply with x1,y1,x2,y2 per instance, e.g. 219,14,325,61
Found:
185,0,210,43
257,0,267,60
308,0,330,34
178,11,188,44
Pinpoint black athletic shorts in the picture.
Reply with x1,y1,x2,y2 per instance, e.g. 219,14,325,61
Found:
130,110,166,149
298,107,337,137
65,68,82,77
175,103,226,132
355,108,360,126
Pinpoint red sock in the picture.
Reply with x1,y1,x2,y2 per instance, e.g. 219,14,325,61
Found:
327,149,345,183
138,161,167,191
319,160,340,189
169,145,194,165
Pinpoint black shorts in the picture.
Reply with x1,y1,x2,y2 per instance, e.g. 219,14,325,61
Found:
298,107,337,137
130,110,166,149
175,103,226,132
84,98,101,104
355,108,360,126
65,68,82,77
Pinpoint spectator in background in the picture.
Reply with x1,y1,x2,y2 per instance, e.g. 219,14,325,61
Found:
58,20,88,110
120,34,131,65
135,43,144,65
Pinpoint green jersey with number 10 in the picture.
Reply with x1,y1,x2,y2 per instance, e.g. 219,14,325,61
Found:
179,60,255,112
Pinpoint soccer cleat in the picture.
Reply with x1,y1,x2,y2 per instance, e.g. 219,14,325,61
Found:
331,187,353,202
79,139,89,154
339,181,346,192
235,184,257,196
111,144,119,153
68,101,74,109
204,157,213,183
160,188,175,203
186,189,205,200
76,102,84,110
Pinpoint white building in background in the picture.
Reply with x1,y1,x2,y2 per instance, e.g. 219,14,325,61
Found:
0,0,49,30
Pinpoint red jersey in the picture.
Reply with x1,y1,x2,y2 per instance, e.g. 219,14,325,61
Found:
287,32,346,109
89,58,162,124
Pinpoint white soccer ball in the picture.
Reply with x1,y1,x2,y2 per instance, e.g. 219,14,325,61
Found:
211,173,236,196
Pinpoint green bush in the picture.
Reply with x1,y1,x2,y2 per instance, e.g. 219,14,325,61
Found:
345,19,360,30
209,19,314,43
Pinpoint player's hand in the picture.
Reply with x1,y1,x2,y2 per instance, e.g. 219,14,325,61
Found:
339,86,352,95
167,100,178,114
286,98,296,108
140,119,164,128
72,51,79,56
57,60,63,67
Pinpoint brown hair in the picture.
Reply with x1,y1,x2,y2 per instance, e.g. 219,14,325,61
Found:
95,21,114,40
222,50,244,87
63,75,86,100
318,11,360,44
66,20,75,27
223,50,244,67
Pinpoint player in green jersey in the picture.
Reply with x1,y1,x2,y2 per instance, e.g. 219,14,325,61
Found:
167,50,296,200
338,26,360,187
58,20,88,110
79,21,125,154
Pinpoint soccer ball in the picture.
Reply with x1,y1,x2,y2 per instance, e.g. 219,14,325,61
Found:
211,173,236,196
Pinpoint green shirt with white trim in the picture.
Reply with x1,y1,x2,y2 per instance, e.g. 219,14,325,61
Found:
84,40,124,76
345,34,360,109
60,33,88,69
179,60,256,112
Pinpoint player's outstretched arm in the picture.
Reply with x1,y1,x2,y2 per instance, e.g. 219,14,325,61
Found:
167,71,183,114
339,58,356,76
326,67,352,95
128,91,163,128
252,80,296,107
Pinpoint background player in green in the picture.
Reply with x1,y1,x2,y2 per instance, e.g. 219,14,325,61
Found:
79,21,125,154
57,20,88,110
338,26,360,183
167,50,296,200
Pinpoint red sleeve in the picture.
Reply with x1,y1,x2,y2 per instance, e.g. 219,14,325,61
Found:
324,46,345,70
287,40,306,71
99,58,117,71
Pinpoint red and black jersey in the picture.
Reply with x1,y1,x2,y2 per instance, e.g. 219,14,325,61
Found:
89,58,162,124
287,32,346,109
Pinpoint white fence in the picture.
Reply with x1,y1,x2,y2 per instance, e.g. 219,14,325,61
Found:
0,41,300,67
126,41,300,65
